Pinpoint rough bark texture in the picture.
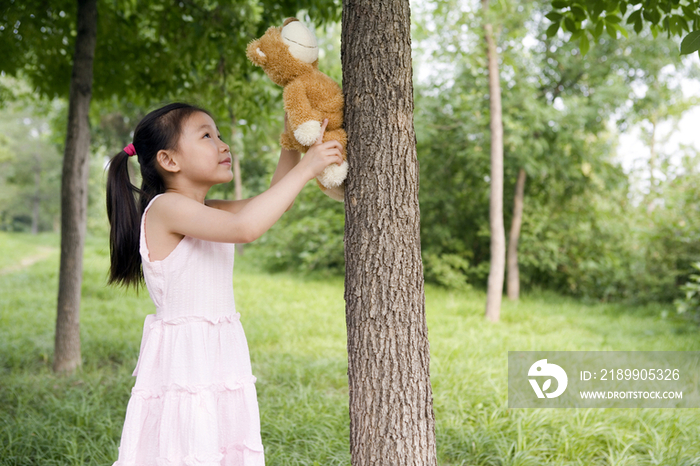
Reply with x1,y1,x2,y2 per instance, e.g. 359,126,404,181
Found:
482,0,506,323
342,1,437,464
507,168,526,301
53,0,97,374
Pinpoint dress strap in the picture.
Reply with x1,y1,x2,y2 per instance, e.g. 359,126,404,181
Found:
143,193,166,218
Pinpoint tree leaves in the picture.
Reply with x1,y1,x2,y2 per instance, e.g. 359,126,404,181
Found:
626,8,644,34
564,17,577,33
592,19,605,39
547,22,561,38
546,11,564,22
545,0,700,57
579,33,590,56
680,30,700,54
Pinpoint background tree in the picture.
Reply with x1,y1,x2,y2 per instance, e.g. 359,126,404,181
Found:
481,0,507,322
342,0,437,463
53,0,97,374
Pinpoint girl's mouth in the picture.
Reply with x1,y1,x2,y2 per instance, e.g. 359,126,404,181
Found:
219,157,232,166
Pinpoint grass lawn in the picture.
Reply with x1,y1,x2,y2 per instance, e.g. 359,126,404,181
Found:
1,230,699,465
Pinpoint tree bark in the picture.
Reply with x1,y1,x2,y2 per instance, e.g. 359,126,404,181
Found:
507,168,526,301
482,0,506,323
53,0,97,374
342,1,437,464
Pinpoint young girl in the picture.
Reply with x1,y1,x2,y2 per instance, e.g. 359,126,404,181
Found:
106,102,343,466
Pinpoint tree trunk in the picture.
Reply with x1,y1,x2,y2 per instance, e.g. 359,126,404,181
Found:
507,168,526,301
342,1,437,464
228,111,245,257
53,0,97,374
31,154,41,235
482,0,506,323
646,115,657,214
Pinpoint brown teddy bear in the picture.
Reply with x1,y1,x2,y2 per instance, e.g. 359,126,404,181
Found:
246,17,347,202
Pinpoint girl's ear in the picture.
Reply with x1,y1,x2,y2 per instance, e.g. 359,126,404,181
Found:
157,149,180,173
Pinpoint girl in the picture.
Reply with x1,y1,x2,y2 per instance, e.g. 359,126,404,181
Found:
106,102,343,466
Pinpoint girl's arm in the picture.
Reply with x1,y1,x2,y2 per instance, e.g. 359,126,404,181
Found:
269,146,301,209
206,114,300,214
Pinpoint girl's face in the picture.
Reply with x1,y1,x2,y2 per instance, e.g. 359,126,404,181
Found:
173,111,233,187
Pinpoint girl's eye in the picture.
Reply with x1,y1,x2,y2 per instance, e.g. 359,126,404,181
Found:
204,133,211,138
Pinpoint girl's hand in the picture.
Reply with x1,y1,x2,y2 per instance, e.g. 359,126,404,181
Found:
298,119,344,181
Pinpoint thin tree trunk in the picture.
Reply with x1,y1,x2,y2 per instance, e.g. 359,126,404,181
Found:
342,1,437,464
219,54,246,257
31,154,41,235
482,0,506,322
649,118,656,187
646,115,657,214
53,0,97,374
507,168,526,300
228,110,245,257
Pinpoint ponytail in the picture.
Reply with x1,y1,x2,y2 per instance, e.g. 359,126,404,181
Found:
106,150,143,288
105,102,211,288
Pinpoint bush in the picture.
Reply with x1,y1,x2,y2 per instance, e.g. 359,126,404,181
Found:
675,262,700,320
422,251,471,290
249,184,345,275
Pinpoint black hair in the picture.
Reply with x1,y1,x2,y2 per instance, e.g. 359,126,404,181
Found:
106,102,212,288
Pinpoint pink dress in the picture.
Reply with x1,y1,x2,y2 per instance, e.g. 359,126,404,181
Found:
113,193,265,466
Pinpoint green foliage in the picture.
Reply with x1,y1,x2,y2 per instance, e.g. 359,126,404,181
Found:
248,183,345,276
414,3,632,293
421,252,471,290
675,262,700,319
412,0,700,307
544,0,700,57
0,0,340,103
0,85,64,233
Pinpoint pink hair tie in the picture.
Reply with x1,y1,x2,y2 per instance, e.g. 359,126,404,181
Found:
123,143,136,157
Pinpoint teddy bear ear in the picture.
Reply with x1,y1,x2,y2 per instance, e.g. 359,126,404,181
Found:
246,39,267,66
281,19,319,64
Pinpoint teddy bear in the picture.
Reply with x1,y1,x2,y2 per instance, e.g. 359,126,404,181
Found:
246,17,348,202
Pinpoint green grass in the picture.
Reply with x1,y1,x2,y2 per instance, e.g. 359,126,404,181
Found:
1,230,699,465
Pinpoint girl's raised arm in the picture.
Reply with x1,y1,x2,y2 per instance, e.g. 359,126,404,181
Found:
152,161,310,244
152,125,343,244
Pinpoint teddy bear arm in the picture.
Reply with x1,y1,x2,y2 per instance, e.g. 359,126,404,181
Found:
283,79,323,121
284,82,322,128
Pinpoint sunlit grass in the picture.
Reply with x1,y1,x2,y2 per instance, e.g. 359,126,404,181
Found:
1,231,699,465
